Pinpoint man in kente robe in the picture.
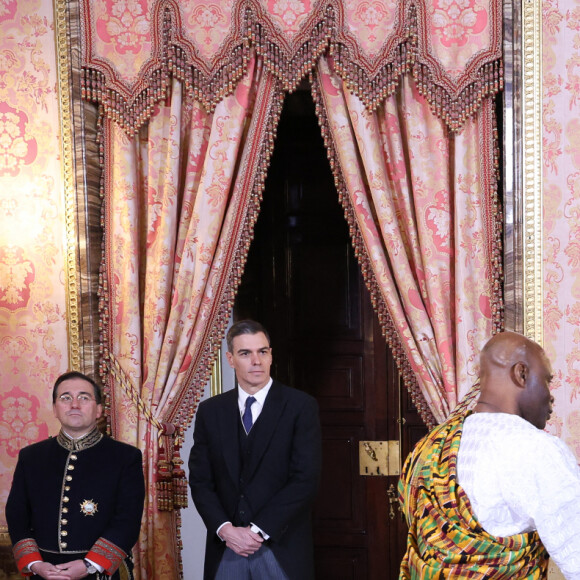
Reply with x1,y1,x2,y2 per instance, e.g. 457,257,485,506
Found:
399,331,580,579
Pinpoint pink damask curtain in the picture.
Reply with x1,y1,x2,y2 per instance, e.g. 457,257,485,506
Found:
99,56,282,578
313,57,502,425
75,0,503,575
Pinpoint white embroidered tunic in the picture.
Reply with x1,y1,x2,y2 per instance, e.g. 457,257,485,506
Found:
457,412,580,579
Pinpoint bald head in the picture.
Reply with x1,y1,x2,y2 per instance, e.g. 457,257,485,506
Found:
480,331,541,377
477,331,554,429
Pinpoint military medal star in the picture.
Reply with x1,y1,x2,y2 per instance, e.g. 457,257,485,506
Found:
80,499,98,516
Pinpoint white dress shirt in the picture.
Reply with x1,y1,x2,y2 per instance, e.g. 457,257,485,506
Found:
457,412,580,579
238,379,273,430
217,379,273,541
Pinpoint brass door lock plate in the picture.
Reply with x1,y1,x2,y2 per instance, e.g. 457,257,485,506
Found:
359,440,400,476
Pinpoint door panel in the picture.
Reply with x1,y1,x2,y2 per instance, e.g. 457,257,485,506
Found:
234,87,428,579
300,354,364,409
316,425,366,529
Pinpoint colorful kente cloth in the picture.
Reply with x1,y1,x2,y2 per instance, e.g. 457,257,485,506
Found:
398,410,549,579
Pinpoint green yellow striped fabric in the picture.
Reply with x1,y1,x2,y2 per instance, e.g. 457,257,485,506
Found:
398,410,549,579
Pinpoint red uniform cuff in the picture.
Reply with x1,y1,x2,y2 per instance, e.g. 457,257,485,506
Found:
86,537,126,574
13,538,42,576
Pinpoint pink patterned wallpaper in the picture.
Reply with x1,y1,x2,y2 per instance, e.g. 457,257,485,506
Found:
0,0,68,526
542,0,580,458
0,0,577,535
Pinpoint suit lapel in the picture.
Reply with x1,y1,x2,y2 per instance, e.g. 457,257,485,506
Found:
243,381,286,481
219,389,241,484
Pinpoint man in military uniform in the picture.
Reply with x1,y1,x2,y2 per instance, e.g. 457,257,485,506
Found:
5,371,145,579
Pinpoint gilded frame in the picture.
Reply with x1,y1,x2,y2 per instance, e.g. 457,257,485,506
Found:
55,0,80,370
520,0,543,344
55,0,104,377
502,0,542,343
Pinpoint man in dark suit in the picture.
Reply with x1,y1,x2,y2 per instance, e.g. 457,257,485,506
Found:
5,371,145,579
188,320,322,580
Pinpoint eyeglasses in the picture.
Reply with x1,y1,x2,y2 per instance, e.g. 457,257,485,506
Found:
57,393,96,405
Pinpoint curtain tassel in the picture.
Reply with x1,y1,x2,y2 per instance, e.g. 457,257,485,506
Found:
156,443,174,512
171,447,188,509
156,426,188,511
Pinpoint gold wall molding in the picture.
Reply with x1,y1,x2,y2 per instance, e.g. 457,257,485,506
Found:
503,0,542,342
211,350,223,397
54,0,103,377
521,0,543,344
54,0,81,370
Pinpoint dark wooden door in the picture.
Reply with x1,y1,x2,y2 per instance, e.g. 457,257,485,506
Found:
234,87,427,579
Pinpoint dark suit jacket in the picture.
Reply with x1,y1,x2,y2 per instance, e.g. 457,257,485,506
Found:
188,380,322,580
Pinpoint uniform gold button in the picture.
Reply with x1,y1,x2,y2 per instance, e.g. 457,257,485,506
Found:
66,475,72,481
61,519,68,525
61,542,67,548
70,454,77,460
61,530,68,536
67,464,75,471
63,496,69,503
65,486,70,491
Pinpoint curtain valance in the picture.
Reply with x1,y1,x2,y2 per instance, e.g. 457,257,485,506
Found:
80,0,502,133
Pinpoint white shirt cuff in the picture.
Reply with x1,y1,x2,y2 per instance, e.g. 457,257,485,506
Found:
216,521,231,540
26,561,42,574
250,523,270,540
85,558,103,572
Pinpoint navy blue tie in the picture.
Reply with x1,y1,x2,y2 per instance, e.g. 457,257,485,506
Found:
242,396,256,433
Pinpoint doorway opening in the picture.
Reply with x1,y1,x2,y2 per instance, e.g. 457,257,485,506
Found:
234,86,428,579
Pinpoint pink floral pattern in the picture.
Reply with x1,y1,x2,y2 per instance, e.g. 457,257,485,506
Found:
0,102,38,176
267,0,311,34
427,0,491,76
0,0,17,24
0,0,67,533
350,0,395,54
187,4,228,53
0,387,48,458
96,0,150,54
315,56,498,422
0,245,35,311
180,0,235,60
431,0,487,47
91,0,152,81
103,58,281,577
543,0,580,454
424,189,453,255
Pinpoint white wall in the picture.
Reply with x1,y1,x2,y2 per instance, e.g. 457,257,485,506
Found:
180,332,235,579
